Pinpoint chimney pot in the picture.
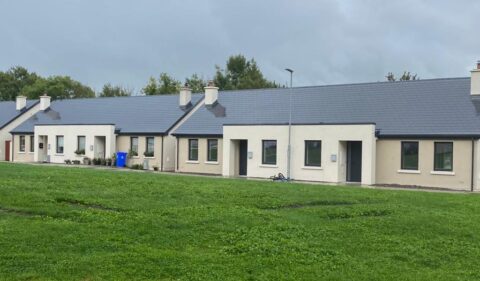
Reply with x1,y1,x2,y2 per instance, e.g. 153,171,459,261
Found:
39,95,51,110
16,96,27,111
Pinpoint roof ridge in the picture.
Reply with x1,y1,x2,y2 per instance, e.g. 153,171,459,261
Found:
49,92,203,103
217,77,470,95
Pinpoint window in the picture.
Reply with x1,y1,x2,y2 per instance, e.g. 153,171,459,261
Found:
401,141,419,170
262,140,277,165
130,137,139,157
188,139,198,161
19,136,25,152
207,139,218,162
434,142,453,171
77,136,86,155
305,140,321,167
30,136,34,152
56,136,64,154
145,137,155,157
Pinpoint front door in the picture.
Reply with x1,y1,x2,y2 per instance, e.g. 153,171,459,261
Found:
239,140,248,176
5,141,10,161
347,141,362,182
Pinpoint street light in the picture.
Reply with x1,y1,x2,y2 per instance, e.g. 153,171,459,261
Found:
285,68,294,180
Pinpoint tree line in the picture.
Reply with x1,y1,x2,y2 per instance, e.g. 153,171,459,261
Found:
0,54,420,101
0,55,280,101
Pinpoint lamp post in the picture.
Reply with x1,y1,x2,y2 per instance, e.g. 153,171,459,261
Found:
285,68,294,180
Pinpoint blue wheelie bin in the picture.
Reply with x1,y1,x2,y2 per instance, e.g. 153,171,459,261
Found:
116,152,127,167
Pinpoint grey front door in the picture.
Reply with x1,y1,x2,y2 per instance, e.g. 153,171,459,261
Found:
239,140,248,176
347,141,362,182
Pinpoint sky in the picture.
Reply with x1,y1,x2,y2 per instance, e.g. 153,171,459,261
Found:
1,0,480,93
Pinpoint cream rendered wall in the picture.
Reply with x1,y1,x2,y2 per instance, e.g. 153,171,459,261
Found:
177,137,223,175
0,103,40,161
116,135,163,169
376,139,474,191
33,125,115,163
222,124,377,185
12,134,34,162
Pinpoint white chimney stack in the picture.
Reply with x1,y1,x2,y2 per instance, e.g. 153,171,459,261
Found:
179,84,192,107
39,95,51,110
471,61,480,96
16,96,27,111
204,81,219,106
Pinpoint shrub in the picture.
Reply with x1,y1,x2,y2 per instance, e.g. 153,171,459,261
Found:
129,150,138,158
64,160,72,165
130,164,143,170
144,151,154,157
74,149,85,155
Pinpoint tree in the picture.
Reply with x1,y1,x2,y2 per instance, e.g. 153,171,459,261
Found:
21,76,95,100
99,83,132,97
213,55,279,90
142,73,180,95
0,66,40,101
185,74,206,93
386,71,419,82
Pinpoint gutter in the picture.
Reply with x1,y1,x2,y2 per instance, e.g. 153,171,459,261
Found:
172,133,223,138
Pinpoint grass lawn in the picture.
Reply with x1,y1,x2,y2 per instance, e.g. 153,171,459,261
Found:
1,163,480,280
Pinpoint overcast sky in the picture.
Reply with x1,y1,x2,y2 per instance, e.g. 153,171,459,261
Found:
1,0,479,93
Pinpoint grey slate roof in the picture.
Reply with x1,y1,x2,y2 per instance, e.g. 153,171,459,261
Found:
173,77,480,137
0,100,37,129
11,94,202,134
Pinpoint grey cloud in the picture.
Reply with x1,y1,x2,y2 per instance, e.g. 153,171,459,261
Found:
1,0,479,93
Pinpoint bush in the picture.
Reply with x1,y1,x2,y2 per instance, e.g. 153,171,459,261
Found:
130,164,143,170
144,151,154,157
129,150,138,158
74,149,85,155
64,160,72,165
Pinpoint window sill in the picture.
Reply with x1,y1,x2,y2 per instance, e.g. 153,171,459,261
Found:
397,169,420,174
55,154,64,156
28,152,34,154
302,166,323,170
205,161,219,165
259,164,278,168
144,157,156,159
18,152,26,154
130,156,140,159
186,160,199,164
430,171,455,176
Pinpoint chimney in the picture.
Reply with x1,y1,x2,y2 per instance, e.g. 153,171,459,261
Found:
179,83,192,107
16,96,27,111
204,81,219,106
39,95,51,110
471,61,480,96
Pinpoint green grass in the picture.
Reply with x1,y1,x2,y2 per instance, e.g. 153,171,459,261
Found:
1,163,480,280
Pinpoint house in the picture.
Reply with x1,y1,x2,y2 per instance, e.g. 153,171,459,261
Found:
10,93,202,170
172,62,480,191
0,96,41,161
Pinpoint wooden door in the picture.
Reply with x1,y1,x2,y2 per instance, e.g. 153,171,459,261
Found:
5,141,11,161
